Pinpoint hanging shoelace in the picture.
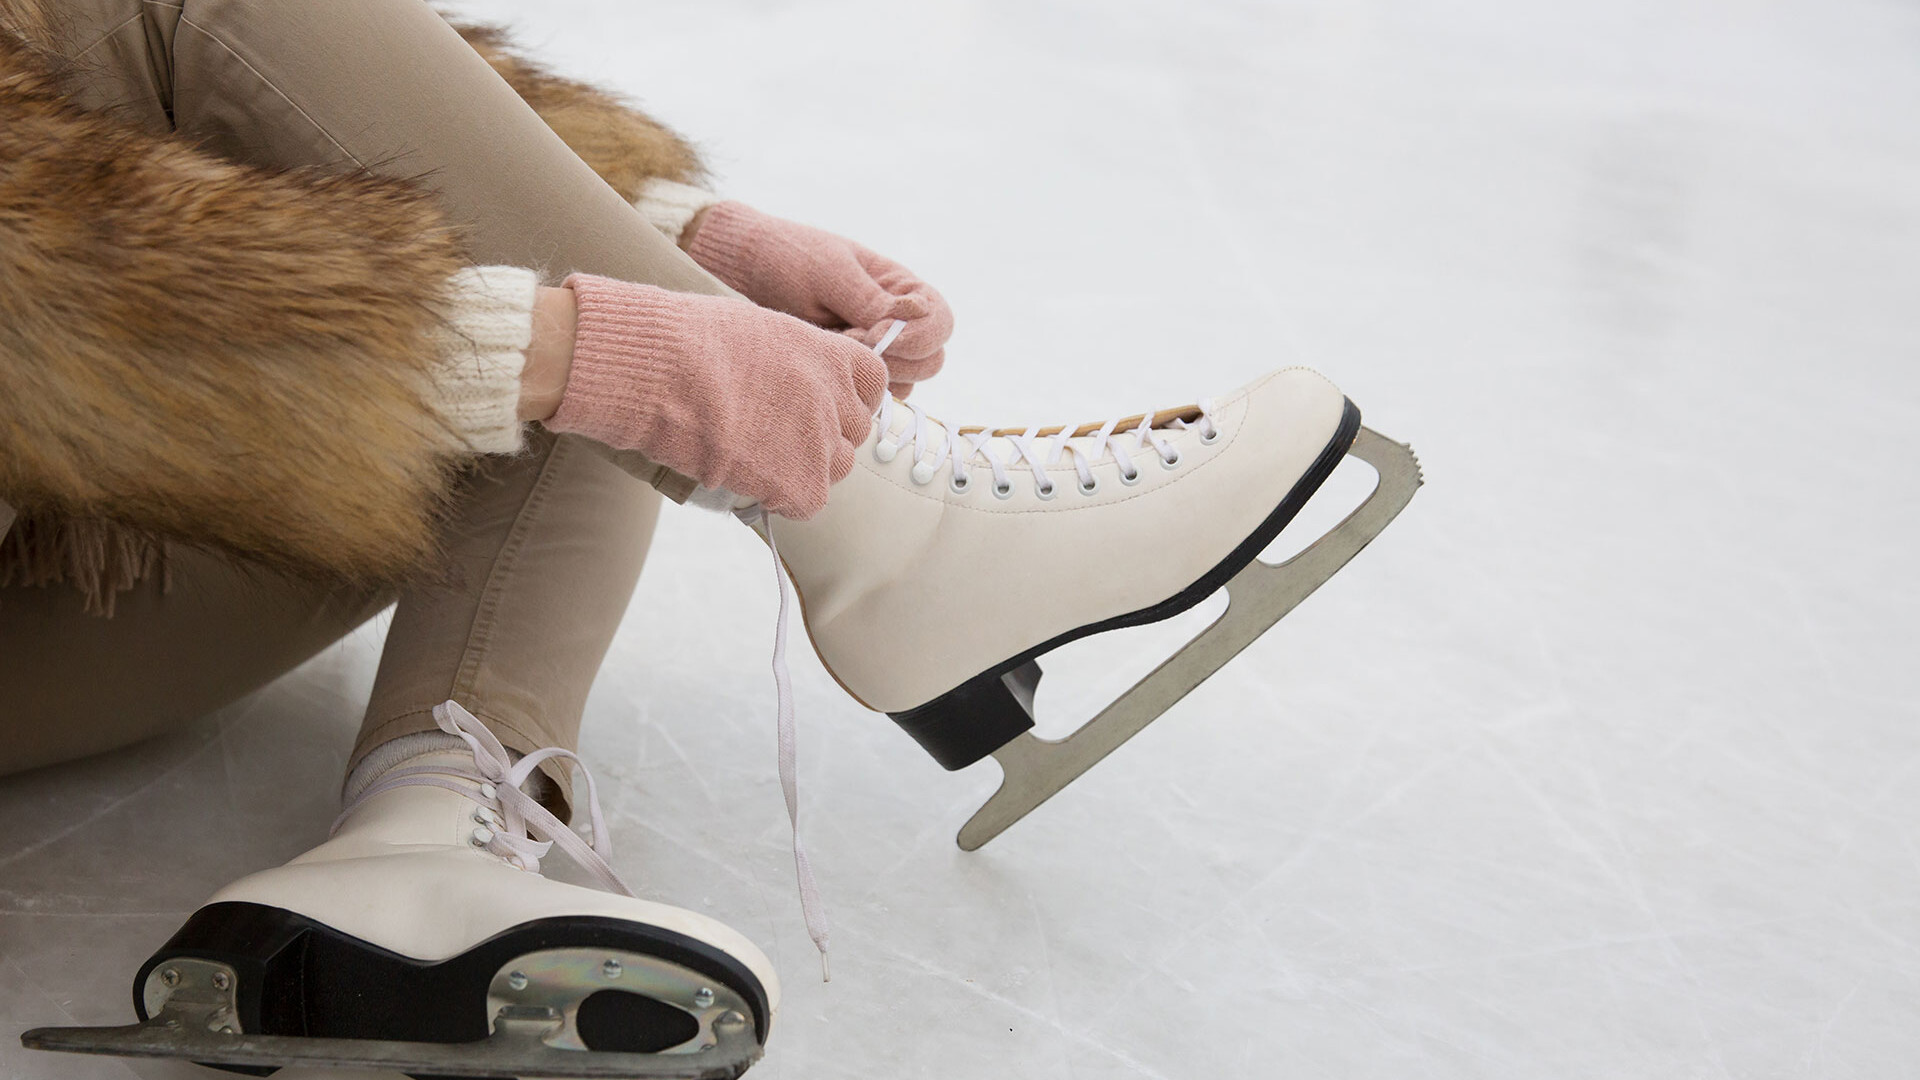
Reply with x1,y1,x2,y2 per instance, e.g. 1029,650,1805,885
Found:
332,700,632,897
747,501,827,980
727,318,911,984
721,319,1218,984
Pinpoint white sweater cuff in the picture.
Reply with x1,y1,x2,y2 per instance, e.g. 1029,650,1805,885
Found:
632,178,724,245
428,266,539,454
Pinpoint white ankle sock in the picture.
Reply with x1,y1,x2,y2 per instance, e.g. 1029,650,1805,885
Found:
345,729,562,816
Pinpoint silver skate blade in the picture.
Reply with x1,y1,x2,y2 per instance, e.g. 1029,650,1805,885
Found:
956,426,1423,851
23,1004,762,1079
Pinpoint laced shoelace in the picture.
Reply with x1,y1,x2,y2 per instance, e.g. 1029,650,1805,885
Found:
733,321,1225,984
873,393,1219,498
331,700,632,897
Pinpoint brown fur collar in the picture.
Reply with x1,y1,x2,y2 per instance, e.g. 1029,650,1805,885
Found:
1,11,708,613
1,30,466,608
450,21,707,197
0,0,45,36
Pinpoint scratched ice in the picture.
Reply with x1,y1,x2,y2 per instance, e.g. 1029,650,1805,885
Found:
5,0,1918,1076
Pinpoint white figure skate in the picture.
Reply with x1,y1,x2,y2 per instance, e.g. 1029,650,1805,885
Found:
24,701,778,1079
767,366,1421,849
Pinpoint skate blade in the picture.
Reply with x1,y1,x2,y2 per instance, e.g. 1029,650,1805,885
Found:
22,1005,761,1080
956,425,1423,851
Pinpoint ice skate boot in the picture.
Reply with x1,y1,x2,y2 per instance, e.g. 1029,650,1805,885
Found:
766,366,1421,849
23,701,777,1079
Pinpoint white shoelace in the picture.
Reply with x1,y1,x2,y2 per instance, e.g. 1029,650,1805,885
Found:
724,320,1219,984
873,394,1219,498
332,700,632,897
748,502,829,981
723,319,912,984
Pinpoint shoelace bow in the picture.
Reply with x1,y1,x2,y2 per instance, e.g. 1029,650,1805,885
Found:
331,700,631,897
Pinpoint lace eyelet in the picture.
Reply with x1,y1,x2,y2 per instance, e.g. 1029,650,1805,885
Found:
1119,468,1142,486
992,480,1015,500
1078,477,1099,496
470,826,495,847
874,439,900,464
1035,481,1058,501
910,460,936,485
1159,450,1183,470
1199,427,1220,445
950,473,972,495
479,783,497,800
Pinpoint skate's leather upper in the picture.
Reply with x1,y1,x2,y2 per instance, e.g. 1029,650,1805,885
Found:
769,366,1351,712
205,783,781,1012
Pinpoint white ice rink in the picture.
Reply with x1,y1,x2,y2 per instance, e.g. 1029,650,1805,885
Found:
5,0,1919,1076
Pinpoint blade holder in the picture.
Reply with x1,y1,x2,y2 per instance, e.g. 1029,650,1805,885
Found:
957,426,1423,850
143,957,243,1036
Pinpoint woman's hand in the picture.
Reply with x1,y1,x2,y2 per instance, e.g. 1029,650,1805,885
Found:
542,274,887,519
682,202,954,398
517,285,579,422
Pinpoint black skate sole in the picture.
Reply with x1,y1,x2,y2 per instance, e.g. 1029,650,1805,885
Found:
134,901,770,1079
890,397,1363,770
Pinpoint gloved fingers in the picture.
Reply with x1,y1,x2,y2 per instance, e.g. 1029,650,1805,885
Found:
828,439,857,485
845,319,910,352
835,335,889,422
841,324,946,386
756,401,859,521
776,431,856,520
878,346,945,387
814,249,911,332
762,471,826,521
889,381,915,400
881,298,953,361
844,303,946,359
860,259,954,357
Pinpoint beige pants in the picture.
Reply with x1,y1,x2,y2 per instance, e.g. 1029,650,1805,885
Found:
0,0,733,795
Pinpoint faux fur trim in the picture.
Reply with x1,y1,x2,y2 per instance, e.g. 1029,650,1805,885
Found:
0,0,45,38
451,21,707,199
1,33,466,593
1,13,712,613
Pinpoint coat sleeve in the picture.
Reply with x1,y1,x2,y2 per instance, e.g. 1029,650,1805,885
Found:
0,34,479,585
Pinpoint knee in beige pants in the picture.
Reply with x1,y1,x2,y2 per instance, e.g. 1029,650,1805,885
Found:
4,0,739,793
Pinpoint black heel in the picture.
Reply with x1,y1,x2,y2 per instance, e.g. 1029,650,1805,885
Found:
890,659,1042,770
886,400,1364,780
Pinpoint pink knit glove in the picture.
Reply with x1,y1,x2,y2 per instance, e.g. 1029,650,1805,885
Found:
686,202,954,397
547,274,887,519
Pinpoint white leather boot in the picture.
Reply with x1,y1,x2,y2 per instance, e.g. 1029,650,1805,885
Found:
84,701,779,1079
765,366,1420,848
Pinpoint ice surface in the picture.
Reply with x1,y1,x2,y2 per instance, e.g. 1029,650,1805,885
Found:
5,0,1919,1076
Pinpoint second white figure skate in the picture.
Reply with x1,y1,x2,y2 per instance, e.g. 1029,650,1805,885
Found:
767,366,1421,849
23,701,778,1079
